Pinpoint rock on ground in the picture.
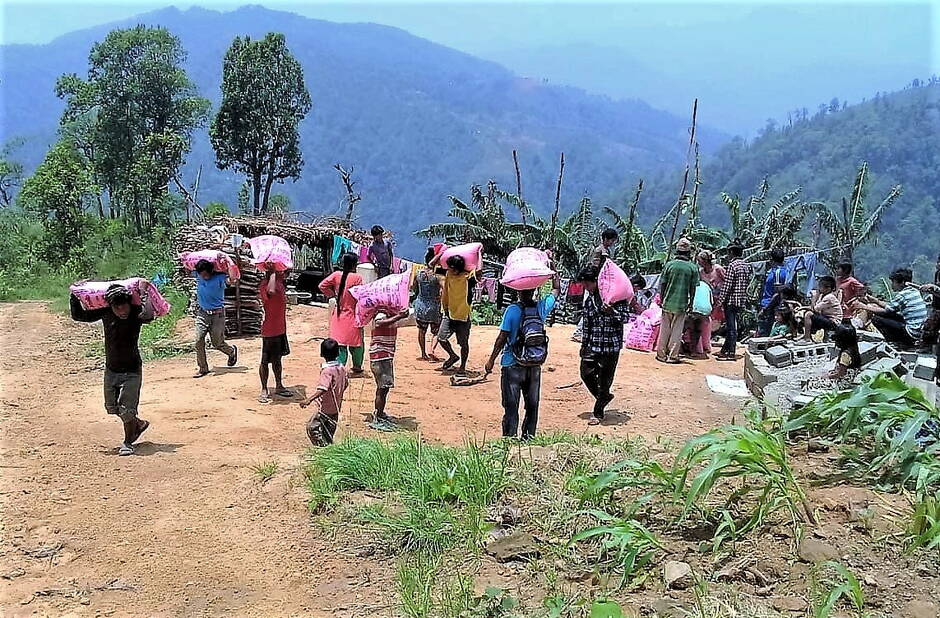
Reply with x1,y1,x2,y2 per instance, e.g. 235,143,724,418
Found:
484,531,540,563
797,537,839,563
902,600,940,618
663,560,693,590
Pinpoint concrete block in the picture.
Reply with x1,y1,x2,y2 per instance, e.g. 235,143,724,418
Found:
900,351,919,366
859,341,880,365
790,394,815,409
913,357,938,381
862,357,907,377
748,337,779,354
791,343,833,364
764,345,793,368
744,353,778,397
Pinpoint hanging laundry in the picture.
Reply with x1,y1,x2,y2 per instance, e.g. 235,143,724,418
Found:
331,235,353,266
782,253,818,297
358,244,370,264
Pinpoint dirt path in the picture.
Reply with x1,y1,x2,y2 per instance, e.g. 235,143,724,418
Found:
0,302,745,616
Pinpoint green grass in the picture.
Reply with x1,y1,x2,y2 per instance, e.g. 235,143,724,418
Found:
251,460,279,483
569,511,662,587
139,286,189,360
810,561,865,618
906,490,940,552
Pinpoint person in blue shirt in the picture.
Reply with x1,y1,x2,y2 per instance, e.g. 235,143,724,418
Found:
758,248,788,336
485,273,560,440
193,259,239,378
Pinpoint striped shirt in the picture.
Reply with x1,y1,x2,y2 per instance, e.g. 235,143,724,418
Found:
886,288,928,337
369,313,399,361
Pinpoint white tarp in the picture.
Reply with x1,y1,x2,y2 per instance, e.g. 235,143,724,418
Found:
706,374,751,398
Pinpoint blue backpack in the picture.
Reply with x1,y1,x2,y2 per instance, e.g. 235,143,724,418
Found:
512,303,549,366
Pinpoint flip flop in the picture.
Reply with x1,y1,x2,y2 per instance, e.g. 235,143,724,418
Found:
588,417,601,426
273,388,294,398
369,420,398,432
258,393,271,404
227,345,238,367
193,370,210,378
118,443,134,456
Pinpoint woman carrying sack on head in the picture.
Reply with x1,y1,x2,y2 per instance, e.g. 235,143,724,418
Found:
319,252,365,376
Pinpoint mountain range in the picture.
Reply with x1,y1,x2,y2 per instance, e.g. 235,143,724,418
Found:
0,4,726,256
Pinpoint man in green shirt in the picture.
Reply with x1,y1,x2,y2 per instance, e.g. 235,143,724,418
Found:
656,238,699,363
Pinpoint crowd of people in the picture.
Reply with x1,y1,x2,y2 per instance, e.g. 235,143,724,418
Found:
71,223,940,455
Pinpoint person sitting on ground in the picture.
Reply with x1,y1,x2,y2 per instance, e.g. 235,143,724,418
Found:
577,265,630,426
828,324,862,384
657,237,699,364
770,307,796,338
715,241,752,361
800,275,843,341
413,247,444,362
485,273,561,440
628,274,650,316
70,285,154,456
438,254,478,374
301,338,349,446
836,262,866,320
193,259,239,378
319,252,365,375
918,253,940,355
758,248,788,336
852,268,928,349
369,308,411,431
258,267,291,403
592,228,619,268
367,225,394,278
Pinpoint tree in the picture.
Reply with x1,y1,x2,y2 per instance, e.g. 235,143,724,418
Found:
268,194,291,216
17,140,97,262
334,164,361,222
0,139,24,207
211,33,312,215
802,162,902,265
719,178,813,260
237,182,251,214
55,26,209,232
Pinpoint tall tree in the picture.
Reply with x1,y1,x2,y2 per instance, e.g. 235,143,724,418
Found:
211,33,312,215
18,140,97,262
55,26,209,232
0,139,24,207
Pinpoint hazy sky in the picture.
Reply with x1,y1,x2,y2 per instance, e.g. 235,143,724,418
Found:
2,0,936,134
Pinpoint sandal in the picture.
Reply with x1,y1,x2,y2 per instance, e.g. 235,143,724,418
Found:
227,345,238,367
588,417,601,426
193,370,210,378
118,443,134,456
258,393,271,404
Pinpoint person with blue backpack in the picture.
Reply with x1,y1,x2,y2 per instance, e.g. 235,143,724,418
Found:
484,273,561,440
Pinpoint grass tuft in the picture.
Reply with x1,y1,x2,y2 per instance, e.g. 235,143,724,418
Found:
252,460,279,483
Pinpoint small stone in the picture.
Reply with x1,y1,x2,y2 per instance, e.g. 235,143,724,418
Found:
772,597,808,612
663,560,693,590
797,538,839,563
484,531,540,563
648,599,688,618
901,600,939,618
807,438,830,453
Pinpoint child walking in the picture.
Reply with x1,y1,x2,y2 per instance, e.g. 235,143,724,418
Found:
301,338,349,446
370,309,411,430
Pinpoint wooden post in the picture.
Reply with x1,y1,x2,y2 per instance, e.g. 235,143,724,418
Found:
234,245,243,336
549,152,565,251
512,149,525,227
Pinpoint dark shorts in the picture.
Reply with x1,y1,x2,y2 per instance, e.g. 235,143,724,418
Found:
809,314,838,333
371,358,395,389
104,369,142,420
261,334,290,362
416,320,441,335
439,317,471,347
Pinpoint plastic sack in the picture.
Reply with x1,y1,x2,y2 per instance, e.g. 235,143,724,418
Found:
180,249,236,274
692,281,713,316
440,243,483,271
348,272,410,327
598,259,634,305
69,277,172,317
246,235,293,271
625,313,660,352
500,247,554,291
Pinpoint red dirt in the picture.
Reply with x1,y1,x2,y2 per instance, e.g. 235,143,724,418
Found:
0,302,745,615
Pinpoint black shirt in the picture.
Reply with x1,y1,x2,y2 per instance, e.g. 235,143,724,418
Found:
70,295,147,373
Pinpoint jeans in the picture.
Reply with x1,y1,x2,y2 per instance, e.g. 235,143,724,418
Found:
721,304,740,356
500,365,542,439
103,369,142,421
579,351,619,418
872,314,916,347
195,309,234,373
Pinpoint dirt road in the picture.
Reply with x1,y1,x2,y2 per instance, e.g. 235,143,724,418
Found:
0,301,744,616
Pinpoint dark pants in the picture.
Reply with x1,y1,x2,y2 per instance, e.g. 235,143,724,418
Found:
579,351,619,418
500,365,542,439
922,308,940,346
756,310,774,337
720,305,740,356
873,313,916,347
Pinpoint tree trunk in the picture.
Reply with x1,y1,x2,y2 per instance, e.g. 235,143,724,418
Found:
261,168,275,215
252,171,262,216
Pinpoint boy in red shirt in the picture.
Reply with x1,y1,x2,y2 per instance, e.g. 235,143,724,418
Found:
836,262,865,320
258,268,292,403
301,338,348,445
370,309,410,430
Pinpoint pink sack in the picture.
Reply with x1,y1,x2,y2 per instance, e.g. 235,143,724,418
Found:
348,272,411,327
500,247,554,291
440,243,483,271
246,235,293,271
70,277,172,317
598,259,634,305
641,302,663,326
180,250,233,273
625,314,659,352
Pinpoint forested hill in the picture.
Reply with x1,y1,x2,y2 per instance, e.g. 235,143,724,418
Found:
666,83,939,278
0,4,725,255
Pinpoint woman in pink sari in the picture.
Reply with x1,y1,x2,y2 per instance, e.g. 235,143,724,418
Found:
690,250,726,357
319,252,365,375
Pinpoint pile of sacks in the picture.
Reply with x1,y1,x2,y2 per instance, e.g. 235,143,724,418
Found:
70,277,172,317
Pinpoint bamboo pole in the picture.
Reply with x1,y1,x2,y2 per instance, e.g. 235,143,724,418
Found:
549,152,565,251
512,149,525,227
666,99,698,261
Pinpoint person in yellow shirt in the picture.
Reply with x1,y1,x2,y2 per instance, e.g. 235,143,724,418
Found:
438,254,478,373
